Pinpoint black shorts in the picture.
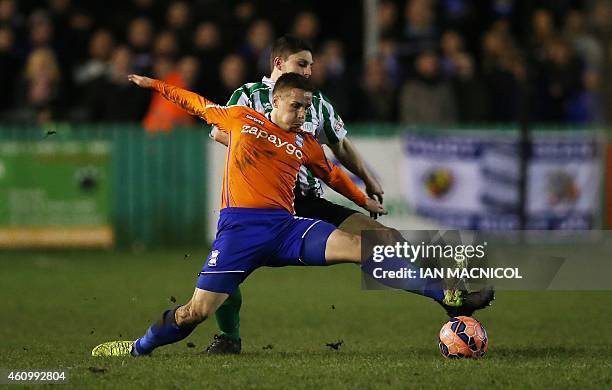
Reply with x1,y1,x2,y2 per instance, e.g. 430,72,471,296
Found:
294,194,360,227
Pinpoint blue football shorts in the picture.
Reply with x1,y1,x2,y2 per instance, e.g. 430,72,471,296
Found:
196,208,337,294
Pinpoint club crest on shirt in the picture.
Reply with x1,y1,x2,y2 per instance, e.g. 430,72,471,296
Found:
208,250,220,267
334,118,344,133
301,122,314,133
295,134,304,147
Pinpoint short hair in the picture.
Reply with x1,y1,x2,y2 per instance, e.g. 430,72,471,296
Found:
270,35,313,70
272,73,314,96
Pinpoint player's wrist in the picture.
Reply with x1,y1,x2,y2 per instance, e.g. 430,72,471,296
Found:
363,175,379,189
357,192,368,207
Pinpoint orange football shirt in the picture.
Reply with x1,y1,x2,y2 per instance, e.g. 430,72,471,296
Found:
151,80,367,213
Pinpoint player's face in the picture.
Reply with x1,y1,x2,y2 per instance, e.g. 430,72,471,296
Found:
273,88,313,132
281,51,313,78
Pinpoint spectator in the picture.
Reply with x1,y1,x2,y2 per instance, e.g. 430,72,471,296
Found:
177,55,198,88
0,0,24,32
111,0,163,35
291,11,320,44
355,55,397,122
13,47,63,123
566,69,603,124
73,29,114,86
563,9,603,71
451,53,487,122
399,51,457,125
240,19,274,80
377,0,400,37
216,53,247,103
26,10,55,54
399,0,438,74
192,21,221,58
589,0,612,45
152,30,179,59
85,45,150,122
481,29,524,122
70,28,114,120
151,55,175,80
45,2,91,105
165,1,192,53
321,40,346,80
537,37,582,122
191,21,224,95
233,1,256,21
226,1,257,48
126,17,154,74
439,30,464,78
314,39,351,116
309,46,328,88
529,9,556,65
166,1,190,30
66,7,94,63
378,36,402,85
143,56,198,132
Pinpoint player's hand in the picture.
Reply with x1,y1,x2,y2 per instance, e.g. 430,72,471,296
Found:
365,179,384,219
128,74,154,88
364,197,387,216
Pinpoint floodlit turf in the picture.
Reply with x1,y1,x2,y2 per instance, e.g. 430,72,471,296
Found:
1,250,611,389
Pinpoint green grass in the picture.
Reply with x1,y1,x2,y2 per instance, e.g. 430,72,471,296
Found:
1,250,611,389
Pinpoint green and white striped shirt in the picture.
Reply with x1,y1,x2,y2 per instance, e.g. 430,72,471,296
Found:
223,76,348,197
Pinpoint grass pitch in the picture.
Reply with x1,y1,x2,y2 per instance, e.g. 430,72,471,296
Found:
1,250,611,389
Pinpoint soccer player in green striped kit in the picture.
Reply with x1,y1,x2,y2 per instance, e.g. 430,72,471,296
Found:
205,35,395,354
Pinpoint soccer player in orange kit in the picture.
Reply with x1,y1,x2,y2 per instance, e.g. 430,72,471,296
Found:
91,73,493,357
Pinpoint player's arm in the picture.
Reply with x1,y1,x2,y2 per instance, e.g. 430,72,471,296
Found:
304,137,385,215
315,94,384,204
128,74,231,130
210,85,251,146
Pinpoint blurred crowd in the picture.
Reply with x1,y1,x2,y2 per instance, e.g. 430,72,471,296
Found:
1,0,612,128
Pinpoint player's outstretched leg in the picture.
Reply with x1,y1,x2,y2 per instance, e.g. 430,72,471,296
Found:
322,229,494,317
92,288,228,357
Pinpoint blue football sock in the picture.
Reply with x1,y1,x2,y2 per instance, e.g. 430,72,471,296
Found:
133,307,197,355
361,255,445,302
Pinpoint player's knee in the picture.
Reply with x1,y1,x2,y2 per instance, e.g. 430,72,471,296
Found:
176,303,209,325
340,215,401,243
175,305,195,326
190,310,208,324
374,228,403,246
355,217,403,246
